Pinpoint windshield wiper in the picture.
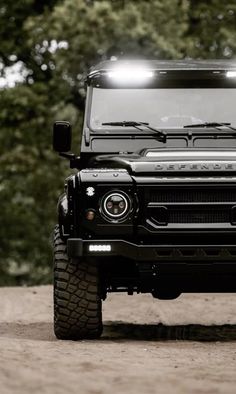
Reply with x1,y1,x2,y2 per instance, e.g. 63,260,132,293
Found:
102,121,166,141
184,122,236,132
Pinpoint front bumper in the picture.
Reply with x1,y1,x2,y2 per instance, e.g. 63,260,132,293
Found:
67,238,236,262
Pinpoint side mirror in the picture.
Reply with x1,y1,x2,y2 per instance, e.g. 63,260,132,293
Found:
53,121,72,152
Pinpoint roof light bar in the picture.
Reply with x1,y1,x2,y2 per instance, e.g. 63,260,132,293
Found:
108,67,154,82
226,71,236,78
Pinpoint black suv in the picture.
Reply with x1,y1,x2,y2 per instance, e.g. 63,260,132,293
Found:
53,60,236,339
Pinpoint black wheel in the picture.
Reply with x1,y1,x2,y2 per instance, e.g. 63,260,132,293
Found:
53,225,103,340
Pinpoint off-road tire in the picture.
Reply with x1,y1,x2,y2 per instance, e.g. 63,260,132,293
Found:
53,225,103,340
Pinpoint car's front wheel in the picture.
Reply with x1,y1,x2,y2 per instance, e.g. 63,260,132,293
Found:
53,225,103,340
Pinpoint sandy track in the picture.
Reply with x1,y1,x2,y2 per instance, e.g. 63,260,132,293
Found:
0,287,236,394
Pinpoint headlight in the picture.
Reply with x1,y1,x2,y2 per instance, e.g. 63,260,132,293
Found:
101,192,131,221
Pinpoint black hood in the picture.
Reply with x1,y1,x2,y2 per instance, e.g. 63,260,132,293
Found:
89,150,236,175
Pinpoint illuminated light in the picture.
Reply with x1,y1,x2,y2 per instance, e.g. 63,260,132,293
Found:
85,210,95,221
108,67,154,82
89,244,111,252
86,186,95,196
226,71,236,78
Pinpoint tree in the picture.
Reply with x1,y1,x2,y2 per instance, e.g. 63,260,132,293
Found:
0,0,236,284
185,1,236,58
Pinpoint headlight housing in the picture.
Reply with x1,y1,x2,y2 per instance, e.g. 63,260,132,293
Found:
101,191,131,221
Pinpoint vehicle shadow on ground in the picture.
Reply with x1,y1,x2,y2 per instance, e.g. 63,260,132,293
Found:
102,322,236,341
1,321,236,342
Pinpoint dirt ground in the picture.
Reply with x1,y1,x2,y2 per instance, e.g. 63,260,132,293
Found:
1,287,236,394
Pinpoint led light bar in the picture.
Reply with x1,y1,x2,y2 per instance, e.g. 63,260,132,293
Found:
89,244,111,252
226,71,236,78
108,67,154,82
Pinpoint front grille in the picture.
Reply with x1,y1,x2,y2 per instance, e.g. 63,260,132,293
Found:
150,188,236,203
144,185,236,227
168,208,230,223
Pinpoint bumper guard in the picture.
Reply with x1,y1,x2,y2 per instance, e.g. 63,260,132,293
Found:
67,238,236,262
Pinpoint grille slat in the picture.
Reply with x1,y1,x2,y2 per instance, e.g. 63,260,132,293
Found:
168,208,230,223
150,188,236,203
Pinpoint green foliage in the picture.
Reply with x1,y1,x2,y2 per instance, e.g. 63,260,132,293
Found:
0,82,79,285
185,1,236,58
0,0,236,285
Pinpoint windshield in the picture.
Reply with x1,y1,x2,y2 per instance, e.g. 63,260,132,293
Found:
89,87,236,129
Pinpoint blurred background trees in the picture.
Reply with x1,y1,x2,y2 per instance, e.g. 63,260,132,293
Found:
1,0,236,285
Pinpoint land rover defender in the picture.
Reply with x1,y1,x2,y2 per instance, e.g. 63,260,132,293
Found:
53,60,236,339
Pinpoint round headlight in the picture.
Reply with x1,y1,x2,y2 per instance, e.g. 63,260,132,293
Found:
102,192,130,220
